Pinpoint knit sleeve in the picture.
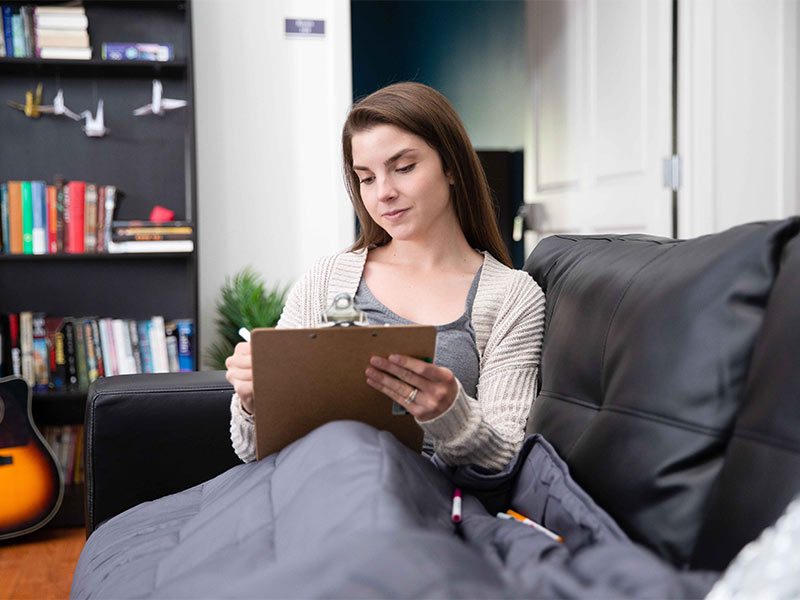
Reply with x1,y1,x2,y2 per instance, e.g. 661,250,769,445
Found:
229,269,311,462
418,272,545,471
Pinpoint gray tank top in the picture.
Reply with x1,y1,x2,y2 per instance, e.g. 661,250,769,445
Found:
354,267,483,456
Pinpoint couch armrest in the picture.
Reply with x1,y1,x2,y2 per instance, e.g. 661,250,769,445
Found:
84,372,241,536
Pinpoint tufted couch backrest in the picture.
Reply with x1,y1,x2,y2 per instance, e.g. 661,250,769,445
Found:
524,218,800,570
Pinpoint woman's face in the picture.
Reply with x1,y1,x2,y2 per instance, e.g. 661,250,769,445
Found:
351,124,454,242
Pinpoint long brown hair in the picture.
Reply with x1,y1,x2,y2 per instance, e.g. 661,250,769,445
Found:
342,82,512,267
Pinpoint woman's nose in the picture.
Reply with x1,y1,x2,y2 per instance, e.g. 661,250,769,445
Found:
376,176,398,202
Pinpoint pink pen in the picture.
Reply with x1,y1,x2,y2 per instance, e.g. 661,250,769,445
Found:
451,488,462,523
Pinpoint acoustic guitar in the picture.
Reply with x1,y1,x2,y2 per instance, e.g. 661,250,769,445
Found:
0,376,63,540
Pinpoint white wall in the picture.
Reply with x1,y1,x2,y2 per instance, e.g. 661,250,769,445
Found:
678,0,799,238
192,0,353,366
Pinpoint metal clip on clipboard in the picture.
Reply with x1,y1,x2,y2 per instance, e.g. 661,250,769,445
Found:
320,293,408,415
320,293,368,327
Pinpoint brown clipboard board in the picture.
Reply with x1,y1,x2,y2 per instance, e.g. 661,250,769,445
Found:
250,325,437,460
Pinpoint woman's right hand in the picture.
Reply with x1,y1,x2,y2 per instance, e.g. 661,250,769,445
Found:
225,342,254,415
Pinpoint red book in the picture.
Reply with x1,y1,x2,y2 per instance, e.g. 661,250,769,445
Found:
46,185,58,254
67,181,85,253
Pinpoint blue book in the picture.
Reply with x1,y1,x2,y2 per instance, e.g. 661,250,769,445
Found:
136,320,153,374
175,319,194,371
10,13,24,58
31,180,46,254
2,6,14,58
0,182,9,254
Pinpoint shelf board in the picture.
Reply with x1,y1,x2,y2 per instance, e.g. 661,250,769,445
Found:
0,252,193,261
0,56,187,76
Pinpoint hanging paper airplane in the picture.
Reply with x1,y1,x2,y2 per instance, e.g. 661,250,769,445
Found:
39,89,81,121
6,83,45,118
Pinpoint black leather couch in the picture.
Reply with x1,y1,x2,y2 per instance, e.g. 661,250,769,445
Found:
84,218,800,573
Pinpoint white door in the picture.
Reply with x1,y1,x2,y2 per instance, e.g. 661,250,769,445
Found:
523,0,673,243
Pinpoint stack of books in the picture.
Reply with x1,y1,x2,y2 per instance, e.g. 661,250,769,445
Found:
0,312,196,391
108,220,194,254
34,4,91,60
0,180,124,255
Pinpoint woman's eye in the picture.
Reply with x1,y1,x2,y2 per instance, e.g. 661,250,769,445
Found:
397,164,416,174
359,176,374,185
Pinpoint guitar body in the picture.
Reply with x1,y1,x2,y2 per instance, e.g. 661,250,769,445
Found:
0,376,64,540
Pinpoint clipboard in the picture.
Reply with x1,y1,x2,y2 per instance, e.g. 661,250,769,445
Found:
250,325,437,460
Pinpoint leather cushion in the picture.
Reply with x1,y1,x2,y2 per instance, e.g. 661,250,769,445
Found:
524,219,800,566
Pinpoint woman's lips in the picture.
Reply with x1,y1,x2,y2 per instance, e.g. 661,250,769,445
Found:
382,208,409,221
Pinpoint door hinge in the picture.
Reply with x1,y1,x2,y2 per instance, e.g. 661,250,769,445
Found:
663,155,681,191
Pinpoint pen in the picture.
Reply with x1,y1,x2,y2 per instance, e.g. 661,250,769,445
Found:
239,327,251,342
451,488,462,523
451,488,464,540
497,510,564,543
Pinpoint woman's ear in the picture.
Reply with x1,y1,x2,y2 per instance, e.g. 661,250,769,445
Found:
446,171,455,186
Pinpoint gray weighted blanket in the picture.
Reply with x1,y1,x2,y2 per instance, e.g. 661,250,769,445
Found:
71,421,718,598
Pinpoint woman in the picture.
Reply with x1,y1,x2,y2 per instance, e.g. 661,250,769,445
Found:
226,82,545,471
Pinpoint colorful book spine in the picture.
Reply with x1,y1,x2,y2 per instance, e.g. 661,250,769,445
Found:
7,181,22,254
62,319,78,389
56,180,65,253
72,317,88,389
90,319,104,378
31,313,49,391
8,313,21,377
21,181,33,254
11,14,24,58
136,320,153,373
84,183,97,253
31,180,46,255
19,311,34,386
66,180,85,253
2,6,13,56
176,319,194,371
46,185,58,254
0,182,8,254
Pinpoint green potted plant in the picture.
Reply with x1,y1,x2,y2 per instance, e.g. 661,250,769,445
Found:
205,267,290,370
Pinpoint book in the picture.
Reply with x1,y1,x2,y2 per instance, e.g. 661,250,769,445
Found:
97,317,117,377
136,320,153,373
82,319,98,382
19,311,34,386
127,320,142,374
46,185,57,254
21,181,33,254
90,319,104,378
66,180,85,253
0,183,8,254
45,316,66,390
95,185,105,252
38,46,91,60
33,13,89,31
149,316,169,373
31,180,46,255
7,313,21,377
101,42,173,62
11,14,25,58
72,317,88,389
103,186,116,252
20,5,33,57
56,180,65,253
2,7,13,57
35,28,89,48
31,313,49,391
84,183,97,253
164,320,179,372
112,318,136,375
62,319,78,389
175,319,194,371
7,181,22,253
107,239,194,254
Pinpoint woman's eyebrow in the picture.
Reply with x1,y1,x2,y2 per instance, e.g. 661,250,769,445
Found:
353,148,418,171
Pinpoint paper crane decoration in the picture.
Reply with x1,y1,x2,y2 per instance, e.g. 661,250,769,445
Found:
132,79,186,116
40,89,81,121
7,83,45,118
79,99,109,138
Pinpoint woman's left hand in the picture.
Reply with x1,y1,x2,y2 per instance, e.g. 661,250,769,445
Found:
366,354,459,421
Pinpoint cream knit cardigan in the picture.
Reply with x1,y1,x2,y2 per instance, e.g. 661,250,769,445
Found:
230,248,545,471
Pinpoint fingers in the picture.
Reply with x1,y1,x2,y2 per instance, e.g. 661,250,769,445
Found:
368,356,431,392
365,371,418,413
387,354,454,384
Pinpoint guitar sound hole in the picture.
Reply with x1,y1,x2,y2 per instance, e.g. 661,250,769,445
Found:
0,456,13,466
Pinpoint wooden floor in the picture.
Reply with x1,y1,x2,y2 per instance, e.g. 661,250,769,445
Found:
0,528,85,600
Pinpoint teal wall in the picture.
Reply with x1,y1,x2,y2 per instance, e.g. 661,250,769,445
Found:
351,1,527,149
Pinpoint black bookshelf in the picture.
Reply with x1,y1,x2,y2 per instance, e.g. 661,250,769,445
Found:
0,1,198,528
